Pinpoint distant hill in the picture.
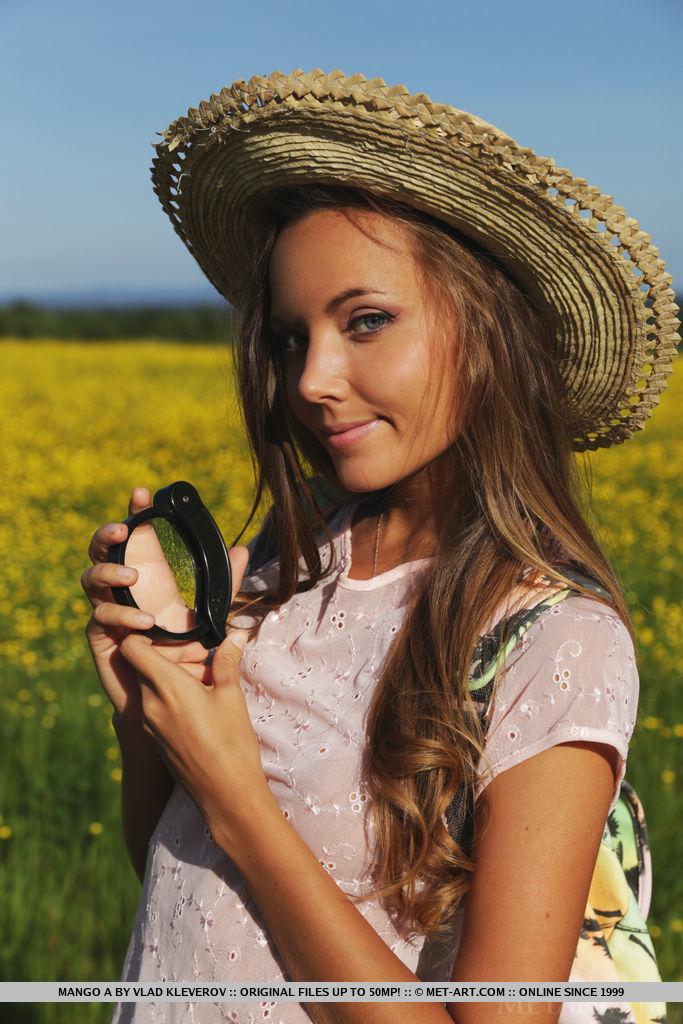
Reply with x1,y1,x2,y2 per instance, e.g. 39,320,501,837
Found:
0,287,225,309
0,299,232,342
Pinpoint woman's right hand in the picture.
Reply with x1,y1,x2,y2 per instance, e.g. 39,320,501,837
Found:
82,486,214,725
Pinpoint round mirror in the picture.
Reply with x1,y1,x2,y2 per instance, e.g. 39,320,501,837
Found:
124,516,198,632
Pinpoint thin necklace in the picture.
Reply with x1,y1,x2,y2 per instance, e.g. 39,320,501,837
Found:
372,511,384,578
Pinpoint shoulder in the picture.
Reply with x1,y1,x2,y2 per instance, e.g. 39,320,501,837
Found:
476,592,639,803
476,584,637,691
503,591,636,669
498,590,639,706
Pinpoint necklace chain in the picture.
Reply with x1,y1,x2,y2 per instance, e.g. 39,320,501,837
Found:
372,511,384,578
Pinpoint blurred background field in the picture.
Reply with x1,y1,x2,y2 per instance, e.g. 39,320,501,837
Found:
0,338,681,1024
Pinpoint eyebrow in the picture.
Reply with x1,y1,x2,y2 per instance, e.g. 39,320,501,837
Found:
269,287,388,327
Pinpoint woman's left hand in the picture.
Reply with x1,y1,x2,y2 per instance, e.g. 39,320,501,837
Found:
117,545,272,842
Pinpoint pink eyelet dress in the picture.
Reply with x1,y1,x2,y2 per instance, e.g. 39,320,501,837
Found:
110,501,643,1024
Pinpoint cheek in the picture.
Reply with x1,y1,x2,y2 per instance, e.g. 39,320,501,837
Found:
387,337,459,447
373,339,433,415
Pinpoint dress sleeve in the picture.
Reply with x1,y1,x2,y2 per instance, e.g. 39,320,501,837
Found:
474,594,639,817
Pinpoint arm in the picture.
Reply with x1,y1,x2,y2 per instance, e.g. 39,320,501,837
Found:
446,739,619,1023
213,783,455,1024
112,710,176,884
210,740,616,1024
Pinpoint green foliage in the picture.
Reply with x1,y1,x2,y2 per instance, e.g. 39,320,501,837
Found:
0,300,232,343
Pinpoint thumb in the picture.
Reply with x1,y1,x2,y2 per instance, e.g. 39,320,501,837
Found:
229,545,250,604
211,627,250,685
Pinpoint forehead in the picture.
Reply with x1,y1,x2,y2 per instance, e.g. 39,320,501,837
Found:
268,208,417,291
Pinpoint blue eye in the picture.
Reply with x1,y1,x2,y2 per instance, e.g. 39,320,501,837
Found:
350,312,393,333
273,312,393,355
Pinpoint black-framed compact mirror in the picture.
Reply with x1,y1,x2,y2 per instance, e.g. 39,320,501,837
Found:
107,481,232,650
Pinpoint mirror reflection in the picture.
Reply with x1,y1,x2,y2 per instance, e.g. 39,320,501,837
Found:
124,516,197,632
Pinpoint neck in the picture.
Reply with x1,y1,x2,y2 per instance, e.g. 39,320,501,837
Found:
351,456,462,567
356,492,440,568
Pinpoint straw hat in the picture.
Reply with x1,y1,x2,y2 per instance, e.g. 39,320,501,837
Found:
150,67,680,452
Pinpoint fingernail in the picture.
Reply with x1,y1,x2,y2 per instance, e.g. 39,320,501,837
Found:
136,613,155,627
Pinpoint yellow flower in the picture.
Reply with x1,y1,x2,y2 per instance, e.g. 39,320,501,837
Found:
16,689,32,703
642,716,661,730
41,688,57,703
671,919,683,933
110,768,122,783
650,924,662,939
42,715,55,729
0,826,12,840
87,694,103,708
674,724,683,738
106,746,119,761
660,769,676,786
88,821,104,836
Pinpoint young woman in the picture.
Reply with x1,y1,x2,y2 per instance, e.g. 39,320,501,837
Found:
81,70,678,1024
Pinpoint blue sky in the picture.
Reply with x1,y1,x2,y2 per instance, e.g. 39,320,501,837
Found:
3,0,681,303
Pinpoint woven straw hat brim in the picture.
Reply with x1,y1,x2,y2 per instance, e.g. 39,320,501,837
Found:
150,68,680,452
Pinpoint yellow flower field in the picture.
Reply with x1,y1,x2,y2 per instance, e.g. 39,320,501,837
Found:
0,339,681,1020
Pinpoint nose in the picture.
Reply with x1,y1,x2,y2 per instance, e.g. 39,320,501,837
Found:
294,327,349,404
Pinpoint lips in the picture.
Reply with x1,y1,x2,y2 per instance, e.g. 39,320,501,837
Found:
322,419,377,436
325,418,382,449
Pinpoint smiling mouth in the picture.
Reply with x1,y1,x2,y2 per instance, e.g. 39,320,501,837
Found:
323,419,377,436
324,419,382,449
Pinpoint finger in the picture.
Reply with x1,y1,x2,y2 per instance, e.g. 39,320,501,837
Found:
82,567,213,661
229,545,251,604
210,628,250,686
128,486,152,518
81,562,139,606
179,659,213,684
122,634,216,667
91,601,155,632
119,632,193,692
136,650,224,688
87,487,153,564
88,522,129,565
138,636,215,665
125,486,169,562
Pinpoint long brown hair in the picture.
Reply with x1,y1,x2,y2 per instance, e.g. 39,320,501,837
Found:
226,182,635,942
